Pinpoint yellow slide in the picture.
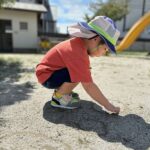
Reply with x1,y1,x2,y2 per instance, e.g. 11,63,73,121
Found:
116,11,150,51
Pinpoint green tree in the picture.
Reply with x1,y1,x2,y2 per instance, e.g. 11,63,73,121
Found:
0,0,15,9
84,0,128,22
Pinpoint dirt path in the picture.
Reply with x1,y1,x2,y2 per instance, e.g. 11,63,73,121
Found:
0,54,150,150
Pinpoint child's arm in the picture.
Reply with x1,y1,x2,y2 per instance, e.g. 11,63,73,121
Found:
82,82,120,114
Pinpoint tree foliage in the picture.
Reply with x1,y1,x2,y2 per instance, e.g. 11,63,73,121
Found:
84,0,128,22
0,0,15,8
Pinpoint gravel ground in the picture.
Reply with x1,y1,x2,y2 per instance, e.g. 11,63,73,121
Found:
0,54,150,150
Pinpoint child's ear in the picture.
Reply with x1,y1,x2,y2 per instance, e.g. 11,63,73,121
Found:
94,36,99,41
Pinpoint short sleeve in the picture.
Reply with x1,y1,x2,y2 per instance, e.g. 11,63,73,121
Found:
55,37,93,83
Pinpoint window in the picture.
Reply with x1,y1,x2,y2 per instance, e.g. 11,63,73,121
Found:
20,22,28,30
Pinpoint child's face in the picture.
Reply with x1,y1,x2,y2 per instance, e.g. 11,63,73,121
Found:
88,37,109,57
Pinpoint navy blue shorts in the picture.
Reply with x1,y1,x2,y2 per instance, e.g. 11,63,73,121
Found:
42,68,71,89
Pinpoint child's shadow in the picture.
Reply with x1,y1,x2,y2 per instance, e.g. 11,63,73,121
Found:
43,100,150,150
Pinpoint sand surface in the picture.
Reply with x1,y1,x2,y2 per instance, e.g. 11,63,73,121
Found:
0,54,150,150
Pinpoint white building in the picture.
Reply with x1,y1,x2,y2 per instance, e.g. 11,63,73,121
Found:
0,0,57,53
116,0,150,51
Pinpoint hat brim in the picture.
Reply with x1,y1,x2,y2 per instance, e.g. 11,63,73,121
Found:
78,22,116,54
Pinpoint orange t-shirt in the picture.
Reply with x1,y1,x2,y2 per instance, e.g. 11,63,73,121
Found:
35,37,93,84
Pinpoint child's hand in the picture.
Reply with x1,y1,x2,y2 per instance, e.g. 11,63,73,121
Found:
105,103,120,114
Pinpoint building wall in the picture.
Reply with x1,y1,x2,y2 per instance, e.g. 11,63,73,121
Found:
0,9,38,51
17,0,57,34
116,0,150,51
116,0,150,37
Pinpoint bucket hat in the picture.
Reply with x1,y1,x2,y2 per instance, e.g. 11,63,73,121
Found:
78,16,120,53
68,16,120,53
67,23,97,39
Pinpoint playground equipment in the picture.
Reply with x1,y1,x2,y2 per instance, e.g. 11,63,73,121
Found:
116,11,150,51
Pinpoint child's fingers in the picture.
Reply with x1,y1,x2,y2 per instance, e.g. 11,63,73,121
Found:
114,107,120,114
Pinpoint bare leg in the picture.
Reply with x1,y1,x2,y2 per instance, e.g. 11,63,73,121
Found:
57,82,79,95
